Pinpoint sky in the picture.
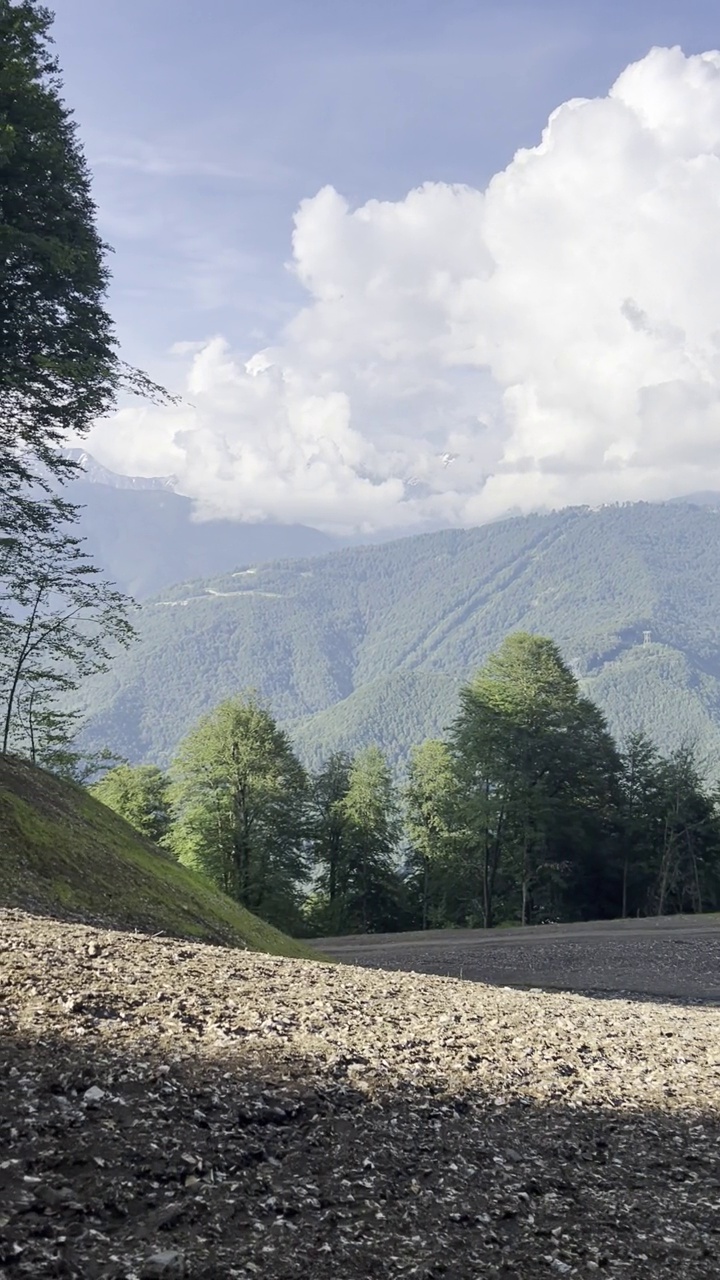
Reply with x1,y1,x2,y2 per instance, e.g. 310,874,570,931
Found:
51,0,720,532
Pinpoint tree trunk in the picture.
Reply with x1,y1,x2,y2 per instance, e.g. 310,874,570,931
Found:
656,820,674,916
27,692,37,764
2,586,44,754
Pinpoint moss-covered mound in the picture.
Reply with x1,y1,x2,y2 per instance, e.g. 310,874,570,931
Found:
0,755,314,957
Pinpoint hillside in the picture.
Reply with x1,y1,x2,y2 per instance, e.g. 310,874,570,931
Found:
0,755,313,957
73,500,720,775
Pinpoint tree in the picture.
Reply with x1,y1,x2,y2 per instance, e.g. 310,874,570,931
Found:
404,739,458,929
305,752,354,934
616,732,665,917
451,633,619,926
650,745,720,917
0,1,173,528
0,1,181,777
168,697,308,931
0,526,134,758
339,746,403,933
91,764,171,844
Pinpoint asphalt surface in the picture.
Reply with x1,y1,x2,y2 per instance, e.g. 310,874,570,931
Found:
315,915,720,1003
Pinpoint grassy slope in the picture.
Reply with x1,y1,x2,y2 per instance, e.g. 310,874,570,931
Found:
0,755,315,957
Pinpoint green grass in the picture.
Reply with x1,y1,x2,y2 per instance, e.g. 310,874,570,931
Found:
0,754,316,958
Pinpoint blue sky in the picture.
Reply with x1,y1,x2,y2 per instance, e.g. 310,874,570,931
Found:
50,1,720,530
53,0,720,369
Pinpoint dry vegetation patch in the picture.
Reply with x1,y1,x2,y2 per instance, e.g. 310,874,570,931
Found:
1,909,719,1279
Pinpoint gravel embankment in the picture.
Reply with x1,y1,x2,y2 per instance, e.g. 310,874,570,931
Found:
1,908,720,1279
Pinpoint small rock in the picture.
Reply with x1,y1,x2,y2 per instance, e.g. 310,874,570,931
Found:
155,1201,186,1230
87,942,100,958
83,1086,105,1104
140,1250,185,1279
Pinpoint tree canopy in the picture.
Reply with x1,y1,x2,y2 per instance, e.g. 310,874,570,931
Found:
167,697,308,930
0,1,175,766
90,764,172,844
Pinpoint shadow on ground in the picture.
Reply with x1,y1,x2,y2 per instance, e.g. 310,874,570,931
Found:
1,1025,718,1279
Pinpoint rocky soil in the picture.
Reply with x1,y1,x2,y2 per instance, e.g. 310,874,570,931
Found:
1,908,720,1279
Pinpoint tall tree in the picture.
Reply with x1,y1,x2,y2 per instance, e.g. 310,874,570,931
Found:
651,745,720,917
404,739,458,929
0,1,171,516
0,1,174,749
0,527,133,757
305,752,354,933
451,633,619,926
91,764,171,844
168,698,308,931
616,732,665,918
339,746,402,933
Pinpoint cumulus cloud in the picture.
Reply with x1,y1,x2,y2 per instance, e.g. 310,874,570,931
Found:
88,47,720,532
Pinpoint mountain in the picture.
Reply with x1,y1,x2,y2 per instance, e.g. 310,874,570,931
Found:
668,491,720,508
73,500,720,777
0,754,314,956
65,448,177,490
63,453,340,598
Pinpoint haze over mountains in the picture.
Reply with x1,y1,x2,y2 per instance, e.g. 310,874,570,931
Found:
67,451,463,599
71,493,720,781
66,452,342,598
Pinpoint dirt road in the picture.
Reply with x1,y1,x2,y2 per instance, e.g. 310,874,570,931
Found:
315,915,720,1003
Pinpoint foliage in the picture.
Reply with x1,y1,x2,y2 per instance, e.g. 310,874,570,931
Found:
90,764,171,844
404,739,459,929
453,634,620,926
0,0,114,500
315,746,404,934
167,697,308,932
68,633,720,940
0,527,134,759
304,752,354,934
0,0,183,792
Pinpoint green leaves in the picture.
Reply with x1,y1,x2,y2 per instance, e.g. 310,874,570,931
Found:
0,1,178,777
167,697,308,931
90,765,171,844
447,634,621,926
0,526,135,760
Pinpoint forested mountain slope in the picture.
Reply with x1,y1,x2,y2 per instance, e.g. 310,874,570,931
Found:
76,502,720,775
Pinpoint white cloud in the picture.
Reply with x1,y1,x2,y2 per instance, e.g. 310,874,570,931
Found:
88,47,720,532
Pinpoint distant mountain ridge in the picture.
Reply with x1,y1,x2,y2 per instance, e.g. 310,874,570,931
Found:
65,449,177,491
61,452,720,603
73,500,720,780
62,451,341,598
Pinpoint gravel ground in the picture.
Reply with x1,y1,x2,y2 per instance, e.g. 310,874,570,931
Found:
316,917,720,1003
2,908,720,1279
